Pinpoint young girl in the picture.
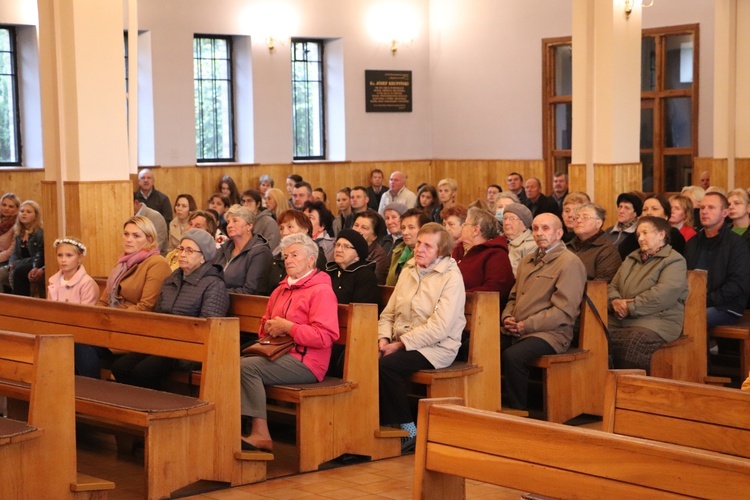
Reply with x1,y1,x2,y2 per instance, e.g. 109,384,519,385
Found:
47,236,99,304
48,237,102,378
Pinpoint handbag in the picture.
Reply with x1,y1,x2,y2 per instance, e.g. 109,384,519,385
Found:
242,335,295,361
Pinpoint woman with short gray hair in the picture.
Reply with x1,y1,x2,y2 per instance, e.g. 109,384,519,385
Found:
213,204,272,294
240,233,339,452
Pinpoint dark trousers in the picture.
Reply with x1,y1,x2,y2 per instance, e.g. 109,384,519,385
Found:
10,262,34,296
378,349,433,425
74,344,112,379
111,353,176,390
501,335,555,410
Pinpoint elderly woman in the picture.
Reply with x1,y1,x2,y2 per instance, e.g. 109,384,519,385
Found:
112,229,230,389
326,228,380,305
605,192,642,259
0,193,20,270
378,223,466,452
669,194,697,242
380,202,408,257
386,208,431,286
607,216,688,372
494,192,520,224
454,207,514,302
561,191,591,243
431,178,458,223
166,210,218,270
241,189,280,250
440,204,468,250
263,210,327,294
303,200,335,262
168,193,197,251
1,200,45,296
353,209,390,284
213,205,272,295
240,233,339,451
502,203,536,276
642,194,686,255
566,203,622,283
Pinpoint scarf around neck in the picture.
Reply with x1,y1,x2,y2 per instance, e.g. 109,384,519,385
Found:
105,247,160,307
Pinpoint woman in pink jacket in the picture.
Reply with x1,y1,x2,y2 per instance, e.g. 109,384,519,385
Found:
240,233,339,452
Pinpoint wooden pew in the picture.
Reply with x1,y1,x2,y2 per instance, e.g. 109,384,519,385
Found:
527,280,609,423
379,287,501,412
0,330,114,499
226,293,404,472
603,369,750,458
710,309,750,382
0,294,267,499
412,397,750,499
650,270,709,383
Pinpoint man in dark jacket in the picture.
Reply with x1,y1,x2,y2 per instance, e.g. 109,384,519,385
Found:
685,192,750,328
523,177,560,218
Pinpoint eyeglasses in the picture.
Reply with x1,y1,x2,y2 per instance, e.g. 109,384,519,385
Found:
461,222,476,228
334,243,356,251
176,246,202,255
503,215,521,222
572,214,599,222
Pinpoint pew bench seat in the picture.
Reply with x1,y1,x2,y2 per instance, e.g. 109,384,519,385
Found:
529,347,591,367
0,417,37,443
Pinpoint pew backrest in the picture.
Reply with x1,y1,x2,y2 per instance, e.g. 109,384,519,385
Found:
603,370,750,458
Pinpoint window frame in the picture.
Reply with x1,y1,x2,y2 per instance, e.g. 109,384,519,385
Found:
541,24,699,194
291,38,326,161
542,37,573,187
0,25,22,166
193,34,236,163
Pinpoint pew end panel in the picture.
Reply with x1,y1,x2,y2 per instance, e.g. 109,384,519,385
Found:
650,270,707,383
528,280,609,423
0,331,115,499
709,309,750,383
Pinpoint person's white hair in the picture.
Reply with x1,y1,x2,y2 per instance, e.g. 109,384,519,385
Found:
279,233,319,258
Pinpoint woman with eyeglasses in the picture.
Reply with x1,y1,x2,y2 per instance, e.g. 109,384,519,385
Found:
566,203,622,283
111,229,230,389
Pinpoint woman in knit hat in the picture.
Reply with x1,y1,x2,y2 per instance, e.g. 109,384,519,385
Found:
325,229,380,306
502,202,537,276
111,228,230,389
605,192,643,259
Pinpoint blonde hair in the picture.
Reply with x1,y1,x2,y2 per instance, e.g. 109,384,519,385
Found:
123,216,158,250
53,236,87,256
265,188,291,219
14,200,43,236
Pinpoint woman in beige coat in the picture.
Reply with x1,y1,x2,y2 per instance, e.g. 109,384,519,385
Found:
378,223,466,452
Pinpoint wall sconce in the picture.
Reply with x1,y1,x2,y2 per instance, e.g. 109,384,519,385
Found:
624,0,655,17
245,1,299,53
368,2,418,55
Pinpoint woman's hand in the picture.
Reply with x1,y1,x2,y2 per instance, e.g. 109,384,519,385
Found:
264,317,294,337
611,298,633,320
27,268,44,282
380,341,404,357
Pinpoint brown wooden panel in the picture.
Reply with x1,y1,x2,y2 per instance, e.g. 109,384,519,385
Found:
693,157,727,190
736,158,750,189
569,163,586,193
0,169,45,202
593,163,642,228
613,408,750,459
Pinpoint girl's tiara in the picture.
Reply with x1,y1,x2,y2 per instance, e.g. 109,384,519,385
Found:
53,237,87,256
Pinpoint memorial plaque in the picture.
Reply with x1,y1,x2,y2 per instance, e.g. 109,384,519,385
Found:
365,70,412,112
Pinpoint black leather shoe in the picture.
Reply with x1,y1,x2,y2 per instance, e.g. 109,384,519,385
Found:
401,436,417,453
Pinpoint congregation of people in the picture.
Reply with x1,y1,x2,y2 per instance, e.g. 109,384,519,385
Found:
2,166,750,452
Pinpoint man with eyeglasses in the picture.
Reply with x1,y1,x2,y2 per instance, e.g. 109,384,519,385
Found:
566,203,622,283
501,212,587,411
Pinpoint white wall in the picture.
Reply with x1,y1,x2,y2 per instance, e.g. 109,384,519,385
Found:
0,0,717,167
